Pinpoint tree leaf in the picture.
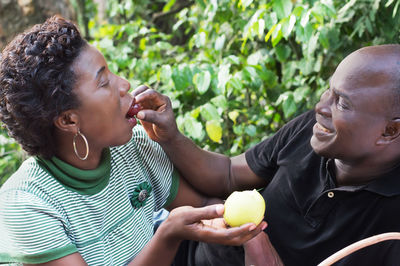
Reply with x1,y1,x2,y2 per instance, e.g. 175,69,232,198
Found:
184,116,204,140
271,24,283,46
200,103,221,121
206,120,222,143
274,44,291,62
215,34,226,50
273,0,293,19
211,95,228,109
217,64,231,91
282,93,297,118
193,71,211,94
163,0,176,12
245,124,257,137
281,14,296,38
229,110,240,124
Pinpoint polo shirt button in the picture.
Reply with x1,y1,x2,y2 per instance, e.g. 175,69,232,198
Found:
327,191,334,198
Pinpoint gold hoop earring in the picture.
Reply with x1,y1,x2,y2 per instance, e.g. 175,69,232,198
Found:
73,129,89,160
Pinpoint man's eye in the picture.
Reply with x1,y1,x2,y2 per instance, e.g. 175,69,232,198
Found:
337,97,348,110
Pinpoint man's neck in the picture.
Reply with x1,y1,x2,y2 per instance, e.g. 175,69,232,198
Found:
334,158,400,186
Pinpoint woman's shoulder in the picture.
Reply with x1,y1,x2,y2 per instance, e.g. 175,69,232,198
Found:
0,156,55,198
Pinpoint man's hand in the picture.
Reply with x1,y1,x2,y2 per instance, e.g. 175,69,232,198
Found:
159,204,267,246
244,231,284,266
132,85,179,143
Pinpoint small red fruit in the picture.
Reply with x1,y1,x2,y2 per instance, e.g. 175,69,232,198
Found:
127,103,141,118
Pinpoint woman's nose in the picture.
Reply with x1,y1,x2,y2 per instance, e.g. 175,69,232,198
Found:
119,78,130,96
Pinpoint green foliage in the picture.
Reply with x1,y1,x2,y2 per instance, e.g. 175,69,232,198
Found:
1,0,400,183
88,0,400,154
0,127,26,186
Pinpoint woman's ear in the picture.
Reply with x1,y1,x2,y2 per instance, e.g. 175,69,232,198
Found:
54,111,79,133
377,118,400,145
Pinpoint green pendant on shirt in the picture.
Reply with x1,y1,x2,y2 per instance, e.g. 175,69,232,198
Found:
35,148,111,195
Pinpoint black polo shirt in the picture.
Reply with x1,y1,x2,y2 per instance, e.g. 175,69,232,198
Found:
245,110,400,266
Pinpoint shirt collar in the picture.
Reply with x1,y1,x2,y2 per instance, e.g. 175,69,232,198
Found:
364,164,400,196
35,148,111,195
325,158,400,196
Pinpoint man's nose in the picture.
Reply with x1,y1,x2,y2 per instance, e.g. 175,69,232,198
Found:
315,90,332,117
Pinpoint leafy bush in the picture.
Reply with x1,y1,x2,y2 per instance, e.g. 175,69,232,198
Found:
0,127,26,185
89,0,400,155
1,0,400,184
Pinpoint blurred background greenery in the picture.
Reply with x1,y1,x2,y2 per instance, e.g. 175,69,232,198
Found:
1,0,400,186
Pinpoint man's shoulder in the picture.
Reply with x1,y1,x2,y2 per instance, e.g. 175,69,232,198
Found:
271,109,316,146
284,109,316,132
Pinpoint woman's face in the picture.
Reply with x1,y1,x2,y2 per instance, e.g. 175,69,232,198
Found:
71,44,136,150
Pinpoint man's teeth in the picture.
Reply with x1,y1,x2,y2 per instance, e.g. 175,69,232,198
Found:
317,123,331,133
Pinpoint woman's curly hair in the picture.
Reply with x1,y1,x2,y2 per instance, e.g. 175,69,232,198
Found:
0,15,86,159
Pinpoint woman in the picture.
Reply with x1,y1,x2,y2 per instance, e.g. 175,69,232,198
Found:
0,16,266,265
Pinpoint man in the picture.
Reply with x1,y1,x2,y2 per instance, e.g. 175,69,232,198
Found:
134,44,400,265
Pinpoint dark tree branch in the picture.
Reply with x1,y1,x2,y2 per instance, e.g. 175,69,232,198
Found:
152,0,195,23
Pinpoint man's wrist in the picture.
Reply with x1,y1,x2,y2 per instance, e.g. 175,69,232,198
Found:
159,130,186,148
156,217,183,247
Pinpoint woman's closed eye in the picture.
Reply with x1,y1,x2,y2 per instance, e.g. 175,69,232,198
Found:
99,79,110,87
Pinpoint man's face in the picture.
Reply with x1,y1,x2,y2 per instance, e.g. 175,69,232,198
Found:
310,48,398,162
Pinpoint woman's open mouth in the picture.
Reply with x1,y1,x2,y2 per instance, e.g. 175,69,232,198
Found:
126,102,141,119
126,101,141,126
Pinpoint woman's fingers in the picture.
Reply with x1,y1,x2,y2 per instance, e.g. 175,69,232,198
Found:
171,205,267,246
171,205,224,224
196,220,266,246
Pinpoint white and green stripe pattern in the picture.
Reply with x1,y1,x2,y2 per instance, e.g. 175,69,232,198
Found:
0,125,178,265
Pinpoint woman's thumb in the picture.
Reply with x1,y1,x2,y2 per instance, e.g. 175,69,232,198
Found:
187,204,224,223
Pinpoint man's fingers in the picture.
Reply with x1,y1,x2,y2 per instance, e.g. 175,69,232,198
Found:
137,109,168,125
134,88,170,109
131,85,150,97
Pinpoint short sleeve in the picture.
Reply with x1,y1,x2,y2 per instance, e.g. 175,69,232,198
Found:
245,110,315,181
0,189,77,264
129,125,177,211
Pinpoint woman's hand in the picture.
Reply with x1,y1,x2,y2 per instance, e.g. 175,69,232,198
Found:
132,85,179,143
158,204,267,246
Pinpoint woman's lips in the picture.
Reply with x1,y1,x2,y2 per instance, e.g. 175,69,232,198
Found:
126,102,141,119
127,117,137,126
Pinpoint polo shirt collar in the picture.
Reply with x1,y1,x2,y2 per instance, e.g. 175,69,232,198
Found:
326,158,400,196
364,164,400,196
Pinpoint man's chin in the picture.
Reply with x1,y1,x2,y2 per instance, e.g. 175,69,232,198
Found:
310,137,332,158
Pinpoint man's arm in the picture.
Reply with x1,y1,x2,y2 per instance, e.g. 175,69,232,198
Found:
244,231,284,266
134,87,268,198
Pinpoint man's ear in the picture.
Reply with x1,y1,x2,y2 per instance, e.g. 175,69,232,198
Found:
54,111,79,133
377,118,400,145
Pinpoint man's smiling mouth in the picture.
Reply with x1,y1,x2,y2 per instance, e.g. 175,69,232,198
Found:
316,123,332,133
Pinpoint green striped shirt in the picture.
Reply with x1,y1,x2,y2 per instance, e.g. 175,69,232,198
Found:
0,125,179,265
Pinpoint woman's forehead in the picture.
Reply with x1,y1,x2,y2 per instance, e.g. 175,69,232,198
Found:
72,45,106,77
